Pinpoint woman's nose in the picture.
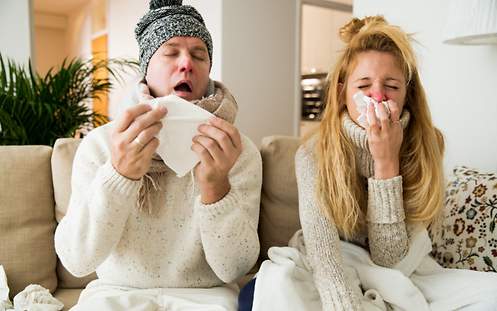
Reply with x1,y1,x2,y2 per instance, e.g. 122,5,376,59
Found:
368,91,387,102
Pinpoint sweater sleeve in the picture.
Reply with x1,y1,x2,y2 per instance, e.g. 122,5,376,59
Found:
54,127,141,277
194,135,262,284
366,176,409,267
295,145,361,311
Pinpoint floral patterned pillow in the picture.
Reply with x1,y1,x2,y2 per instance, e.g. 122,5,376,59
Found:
430,166,497,272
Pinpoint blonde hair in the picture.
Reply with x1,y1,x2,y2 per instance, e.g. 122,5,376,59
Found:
314,16,445,239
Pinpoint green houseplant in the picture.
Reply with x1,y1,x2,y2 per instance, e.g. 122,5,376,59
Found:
0,55,137,146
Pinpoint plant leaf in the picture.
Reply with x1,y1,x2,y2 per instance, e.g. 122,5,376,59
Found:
484,256,494,267
0,54,137,146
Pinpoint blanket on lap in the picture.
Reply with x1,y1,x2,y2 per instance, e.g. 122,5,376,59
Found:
254,228,497,311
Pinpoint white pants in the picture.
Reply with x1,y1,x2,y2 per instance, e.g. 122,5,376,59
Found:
71,280,239,311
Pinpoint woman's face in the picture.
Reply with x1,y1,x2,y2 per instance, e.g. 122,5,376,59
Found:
345,50,407,126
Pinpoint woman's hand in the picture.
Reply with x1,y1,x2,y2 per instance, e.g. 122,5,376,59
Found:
111,104,167,180
366,100,403,179
192,117,242,204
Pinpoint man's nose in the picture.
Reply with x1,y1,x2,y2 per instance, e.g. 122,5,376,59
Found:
179,54,193,73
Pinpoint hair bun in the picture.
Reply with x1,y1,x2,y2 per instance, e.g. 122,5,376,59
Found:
150,0,182,10
339,16,387,43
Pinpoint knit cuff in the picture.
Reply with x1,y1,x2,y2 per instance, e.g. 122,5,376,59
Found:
367,176,405,224
194,190,239,220
96,160,142,197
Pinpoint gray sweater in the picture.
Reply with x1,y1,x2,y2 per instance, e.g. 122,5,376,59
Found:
295,112,411,310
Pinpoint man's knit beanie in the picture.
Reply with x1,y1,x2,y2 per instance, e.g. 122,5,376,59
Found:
135,0,213,74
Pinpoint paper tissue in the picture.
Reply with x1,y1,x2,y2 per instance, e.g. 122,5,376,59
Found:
149,95,214,177
352,91,390,127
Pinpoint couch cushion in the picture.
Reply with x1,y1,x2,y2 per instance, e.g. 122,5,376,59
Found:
52,138,81,223
430,166,497,272
52,138,97,288
0,146,57,298
258,136,301,260
53,288,83,310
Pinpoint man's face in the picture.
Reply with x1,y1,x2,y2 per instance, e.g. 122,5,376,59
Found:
146,36,210,101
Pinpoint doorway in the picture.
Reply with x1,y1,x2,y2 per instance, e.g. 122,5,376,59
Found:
299,0,352,136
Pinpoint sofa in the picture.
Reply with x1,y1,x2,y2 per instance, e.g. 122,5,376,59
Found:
1,136,496,310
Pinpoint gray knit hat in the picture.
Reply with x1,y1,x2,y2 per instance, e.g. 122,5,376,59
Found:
135,0,213,74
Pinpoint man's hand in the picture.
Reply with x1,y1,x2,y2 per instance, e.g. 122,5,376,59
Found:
111,104,167,180
192,117,242,204
366,100,403,180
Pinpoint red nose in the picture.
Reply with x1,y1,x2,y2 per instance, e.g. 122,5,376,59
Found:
370,91,387,102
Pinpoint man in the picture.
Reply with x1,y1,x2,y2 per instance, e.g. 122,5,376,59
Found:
54,1,262,309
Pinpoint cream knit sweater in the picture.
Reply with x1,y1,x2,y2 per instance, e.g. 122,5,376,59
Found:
295,112,411,310
54,122,262,289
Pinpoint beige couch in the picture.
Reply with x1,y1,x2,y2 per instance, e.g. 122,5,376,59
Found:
2,136,496,310
0,136,301,310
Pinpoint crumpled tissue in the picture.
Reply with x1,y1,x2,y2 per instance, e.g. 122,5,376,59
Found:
0,266,63,311
13,285,64,311
0,266,13,311
353,91,390,127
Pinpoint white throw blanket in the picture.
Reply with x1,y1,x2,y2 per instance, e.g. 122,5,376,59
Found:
253,228,497,311
252,237,322,311
71,280,239,311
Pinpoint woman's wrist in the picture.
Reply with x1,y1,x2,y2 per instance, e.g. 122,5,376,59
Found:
374,160,399,179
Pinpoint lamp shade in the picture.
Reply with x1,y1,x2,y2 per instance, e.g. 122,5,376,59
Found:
444,0,497,45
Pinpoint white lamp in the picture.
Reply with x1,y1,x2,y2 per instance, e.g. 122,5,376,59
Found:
444,0,497,45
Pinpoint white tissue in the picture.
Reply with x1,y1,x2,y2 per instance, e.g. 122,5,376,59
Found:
0,266,13,311
352,91,390,127
149,95,214,177
13,284,63,311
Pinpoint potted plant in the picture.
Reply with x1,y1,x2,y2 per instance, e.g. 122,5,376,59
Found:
0,55,138,146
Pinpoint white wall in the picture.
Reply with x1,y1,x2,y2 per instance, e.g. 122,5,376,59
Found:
222,0,299,145
0,0,34,66
354,0,497,173
107,0,146,61
107,0,148,118
301,4,351,74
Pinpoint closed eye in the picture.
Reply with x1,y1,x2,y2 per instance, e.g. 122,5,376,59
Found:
192,53,207,61
357,85,370,89
386,85,399,90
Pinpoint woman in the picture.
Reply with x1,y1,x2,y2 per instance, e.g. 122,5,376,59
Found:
295,15,444,310
242,16,497,311
294,15,497,311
